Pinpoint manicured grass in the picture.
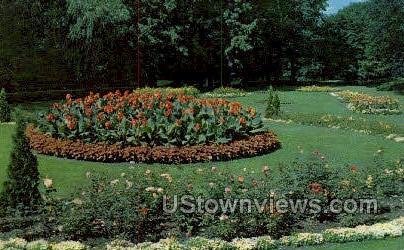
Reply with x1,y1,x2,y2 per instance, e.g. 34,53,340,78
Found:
0,86,403,249
0,86,402,198
297,237,404,250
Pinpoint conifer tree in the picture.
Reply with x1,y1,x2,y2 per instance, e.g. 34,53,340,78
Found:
0,114,41,212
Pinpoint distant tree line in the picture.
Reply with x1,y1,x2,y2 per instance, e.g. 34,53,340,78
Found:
0,0,403,89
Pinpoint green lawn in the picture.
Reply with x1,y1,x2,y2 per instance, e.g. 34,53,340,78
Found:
0,85,403,248
298,237,404,250
1,86,403,197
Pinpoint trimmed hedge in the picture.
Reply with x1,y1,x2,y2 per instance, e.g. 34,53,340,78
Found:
26,125,281,163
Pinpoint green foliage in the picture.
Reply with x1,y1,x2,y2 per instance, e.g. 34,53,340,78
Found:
61,168,293,242
377,78,404,94
0,88,11,123
0,114,41,213
38,91,262,146
321,0,404,80
275,153,404,226
201,87,247,98
281,113,404,137
265,87,281,118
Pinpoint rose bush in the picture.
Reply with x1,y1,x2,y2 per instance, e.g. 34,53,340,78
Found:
37,90,263,147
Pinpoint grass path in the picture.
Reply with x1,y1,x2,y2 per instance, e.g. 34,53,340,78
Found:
298,236,404,250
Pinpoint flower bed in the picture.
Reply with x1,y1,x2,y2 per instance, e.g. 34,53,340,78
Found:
201,87,248,98
27,125,280,163
1,217,403,249
38,90,263,147
334,91,400,114
297,85,341,92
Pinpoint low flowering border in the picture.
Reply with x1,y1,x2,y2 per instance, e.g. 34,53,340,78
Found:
1,217,403,249
201,87,248,98
297,85,341,92
26,125,281,164
333,91,400,115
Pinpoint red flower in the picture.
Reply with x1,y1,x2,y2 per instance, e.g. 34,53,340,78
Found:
105,121,112,130
117,111,125,122
194,123,201,132
103,104,114,114
131,119,138,126
351,165,358,173
308,182,323,194
65,115,77,130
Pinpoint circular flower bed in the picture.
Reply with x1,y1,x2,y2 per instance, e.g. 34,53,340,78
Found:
29,90,280,163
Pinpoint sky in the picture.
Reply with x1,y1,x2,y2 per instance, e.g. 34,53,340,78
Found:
326,0,365,14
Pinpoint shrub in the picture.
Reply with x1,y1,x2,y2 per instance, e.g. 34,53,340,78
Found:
377,78,404,94
265,87,280,118
135,86,200,96
0,88,12,122
38,91,263,147
60,168,293,243
201,87,247,98
274,152,404,225
334,91,400,114
0,115,41,214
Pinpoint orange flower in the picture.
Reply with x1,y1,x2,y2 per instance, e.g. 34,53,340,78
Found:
97,112,105,122
65,115,77,130
239,117,246,125
105,121,112,130
117,111,125,122
194,123,201,132
103,104,114,114
47,114,56,122
85,108,93,117
131,118,138,126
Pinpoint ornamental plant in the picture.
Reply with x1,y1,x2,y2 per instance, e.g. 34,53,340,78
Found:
335,91,400,114
265,87,280,118
0,114,41,213
38,90,263,147
0,88,11,122
202,87,247,98
297,85,340,92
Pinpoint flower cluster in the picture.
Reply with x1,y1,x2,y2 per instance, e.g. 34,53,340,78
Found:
27,125,280,163
38,89,263,147
2,217,403,249
201,87,248,98
334,91,400,114
297,85,341,92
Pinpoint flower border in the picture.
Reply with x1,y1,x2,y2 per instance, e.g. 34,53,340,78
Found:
1,217,403,249
26,125,281,164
